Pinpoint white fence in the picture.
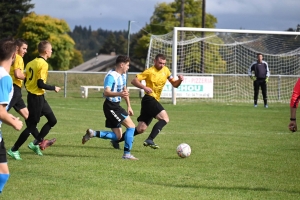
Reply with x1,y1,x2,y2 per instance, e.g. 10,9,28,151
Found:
47,71,298,103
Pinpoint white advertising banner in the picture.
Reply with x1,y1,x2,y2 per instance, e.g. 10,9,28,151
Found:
161,76,214,98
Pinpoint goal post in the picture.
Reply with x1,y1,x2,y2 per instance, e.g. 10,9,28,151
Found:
146,27,300,105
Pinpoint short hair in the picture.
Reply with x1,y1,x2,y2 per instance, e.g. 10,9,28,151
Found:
15,38,28,48
38,40,51,54
116,55,130,65
0,38,17,61
257,53,263,56
155,53,166,60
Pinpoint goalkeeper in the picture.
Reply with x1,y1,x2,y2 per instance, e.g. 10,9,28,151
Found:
288,78,300,132
248,53,270,108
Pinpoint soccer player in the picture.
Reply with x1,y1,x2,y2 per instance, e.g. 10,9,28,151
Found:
0,38,23,193
111,53,184,149
82,55,138,160
7,40,60,160
7,39,29,119
248,53,270,108
288,78,300,132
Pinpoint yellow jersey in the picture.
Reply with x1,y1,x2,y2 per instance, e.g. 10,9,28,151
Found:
9,54,24,88
25,57,49,95
136,66,172,101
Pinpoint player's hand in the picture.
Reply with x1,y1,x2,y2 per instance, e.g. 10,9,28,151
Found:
120,90,129,98
288,121,297,132
265,77,269,83
178,75,184,81
13,118,23,131
128,107,134,116
55,86,61,93
250,76,256,81
144,87,152,94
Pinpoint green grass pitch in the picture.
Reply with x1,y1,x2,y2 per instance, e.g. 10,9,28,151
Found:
2,93,300,200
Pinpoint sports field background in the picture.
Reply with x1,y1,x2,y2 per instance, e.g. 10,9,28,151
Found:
2,91,300,199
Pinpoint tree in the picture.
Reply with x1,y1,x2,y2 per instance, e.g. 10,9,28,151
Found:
96,31,129,56
16,12,80,70
0,0,34,38
99,33,117,54
133,0,217,63
69,49,84,69
69,26,129,61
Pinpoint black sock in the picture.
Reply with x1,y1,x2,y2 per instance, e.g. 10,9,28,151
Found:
147,120,167,141
11,128,31,151
118,128,139,143
34,122,52,144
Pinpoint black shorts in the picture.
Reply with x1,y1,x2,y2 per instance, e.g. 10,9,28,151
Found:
7,84,26,112
0,137,7,163
137,95,164,126
27,93,53,125
103,99,128,128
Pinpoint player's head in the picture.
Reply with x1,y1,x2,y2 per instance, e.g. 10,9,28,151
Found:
38,40,52,59
0,38,17,65
116,55,130,74
16,38,28,57
257,53,263,62
154,53,166,70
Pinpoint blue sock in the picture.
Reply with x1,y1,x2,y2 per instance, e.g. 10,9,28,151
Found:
124,127,135,154
0,174,9,193
96,131,117,141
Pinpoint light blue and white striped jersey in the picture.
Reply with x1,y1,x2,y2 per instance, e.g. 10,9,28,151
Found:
103,69,126,102
0,66,14,141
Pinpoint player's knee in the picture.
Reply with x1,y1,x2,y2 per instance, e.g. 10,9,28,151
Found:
137,127,146,133
128,122,135,129
116,135,122,140
163,118,169,123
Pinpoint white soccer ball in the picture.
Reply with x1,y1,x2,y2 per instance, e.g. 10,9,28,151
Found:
176,143,191,158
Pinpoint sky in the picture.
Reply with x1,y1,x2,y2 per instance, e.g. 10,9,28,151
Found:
30,0,299,33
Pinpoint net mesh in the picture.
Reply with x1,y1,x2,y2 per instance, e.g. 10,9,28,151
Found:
146,30,300,103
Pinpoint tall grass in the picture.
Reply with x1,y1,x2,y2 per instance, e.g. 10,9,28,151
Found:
2,93,300,200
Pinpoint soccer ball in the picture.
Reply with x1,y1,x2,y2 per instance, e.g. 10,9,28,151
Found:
176,143,191,158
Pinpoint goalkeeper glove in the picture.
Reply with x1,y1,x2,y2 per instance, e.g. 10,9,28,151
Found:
250,76,256,81
265,77,269,83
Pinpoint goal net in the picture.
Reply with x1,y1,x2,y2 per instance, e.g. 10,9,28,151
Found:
146,28,300,104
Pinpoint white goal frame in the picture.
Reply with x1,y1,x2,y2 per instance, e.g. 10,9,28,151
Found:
169,27,300,105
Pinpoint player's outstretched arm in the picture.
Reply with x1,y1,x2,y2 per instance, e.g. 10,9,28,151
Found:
131,77,152,94
103,87,129,98
170,75,184,88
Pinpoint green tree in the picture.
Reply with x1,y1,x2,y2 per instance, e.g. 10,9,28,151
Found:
16,12,78,70
99,33,117,54
133,0,217,63
69,49,84,69
115,34,127,55
69,26,129,61
0,0,34,38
